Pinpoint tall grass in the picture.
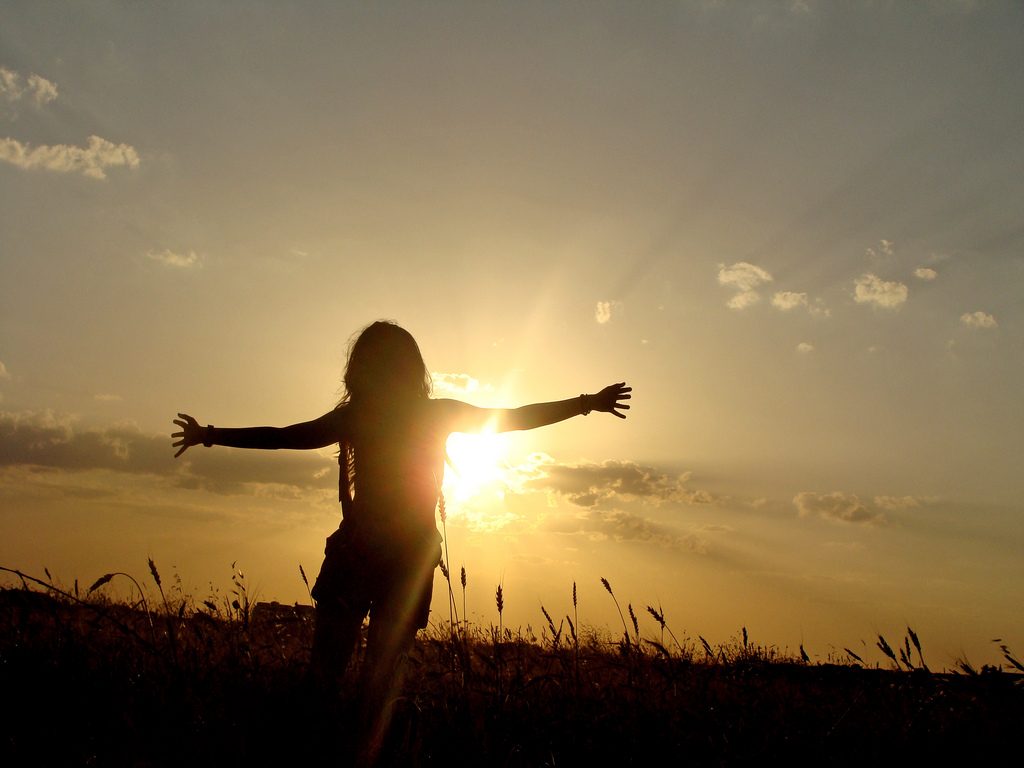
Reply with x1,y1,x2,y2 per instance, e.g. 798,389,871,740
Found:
2,562,1022,765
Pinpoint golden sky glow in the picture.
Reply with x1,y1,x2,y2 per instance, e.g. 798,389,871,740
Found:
2,1,1023,668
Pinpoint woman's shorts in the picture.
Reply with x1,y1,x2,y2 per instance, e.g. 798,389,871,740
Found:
311,521,441,630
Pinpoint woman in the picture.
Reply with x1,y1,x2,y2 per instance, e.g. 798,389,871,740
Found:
172,320,630,737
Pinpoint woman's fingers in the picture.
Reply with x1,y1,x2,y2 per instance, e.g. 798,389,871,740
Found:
172,413,200,457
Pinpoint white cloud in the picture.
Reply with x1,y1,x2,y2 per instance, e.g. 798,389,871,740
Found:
595,300,623,324
718,262,772,310
0,67,58,106
960,311,997,329
772,291,808,311
726,290,760,310
26,73,58,106
718,262,772,292
914,267,937,281
794,490,883,524
0,360,9,379
430,372,491,397
0,135,140,180
770,291,830,317
796,342,814,354
854,273,908,308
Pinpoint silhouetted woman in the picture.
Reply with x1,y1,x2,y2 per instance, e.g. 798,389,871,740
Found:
172,320,630,755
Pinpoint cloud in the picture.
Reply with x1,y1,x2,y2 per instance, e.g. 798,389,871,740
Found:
853,273,908,309
0,67,58,107
796,342,814,354
595,300,623,324
770,291,830,317
718,262,773,312
93,393,122,402
0,360,9,379
873,495,923,511
771,291,808,311
726,290,760,310
716,262,770,290
794,491,884,524
145,249,201,269
914,267,937,281
431,372,491,397
0,410,335,496
513,454,712,508
865,239,894,262
960,311,997,329
0,135,140,179
543,506,706,552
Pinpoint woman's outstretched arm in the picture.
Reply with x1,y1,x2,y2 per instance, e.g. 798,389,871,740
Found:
172,410,342,458
441,382,631,434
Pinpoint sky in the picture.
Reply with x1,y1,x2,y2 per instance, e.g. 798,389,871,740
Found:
1,1,1022,668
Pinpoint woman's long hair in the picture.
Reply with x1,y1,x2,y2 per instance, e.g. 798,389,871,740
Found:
336,321,432,514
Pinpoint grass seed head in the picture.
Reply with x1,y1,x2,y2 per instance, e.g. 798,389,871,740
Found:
88,573,115,594
647,605,665,628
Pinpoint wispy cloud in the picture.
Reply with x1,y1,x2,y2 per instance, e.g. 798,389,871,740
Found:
0,66,58,107
796,342,814,354
543,506,706,552
0,135,140,179
145,248,201,269
854,273,908,309
865,239,894,263
873,495,926,511
718,262,772,310
913,267,937,281
794,490,884,524
960,311,997,329
595,300,622,324
0,360,9,380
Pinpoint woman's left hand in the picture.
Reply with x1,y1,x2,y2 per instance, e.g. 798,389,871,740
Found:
590,382,632,419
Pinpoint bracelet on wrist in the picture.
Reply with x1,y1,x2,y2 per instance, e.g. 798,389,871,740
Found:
203,425,214,448
579,394,591,416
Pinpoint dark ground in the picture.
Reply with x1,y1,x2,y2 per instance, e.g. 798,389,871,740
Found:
1,588,1021,766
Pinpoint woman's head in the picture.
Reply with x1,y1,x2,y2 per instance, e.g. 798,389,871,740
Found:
342,320,431,404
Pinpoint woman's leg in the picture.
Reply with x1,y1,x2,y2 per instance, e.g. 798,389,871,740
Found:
311,598,365,684
355,546,437,763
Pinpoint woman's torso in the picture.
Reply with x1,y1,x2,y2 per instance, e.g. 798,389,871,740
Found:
339,399,447,546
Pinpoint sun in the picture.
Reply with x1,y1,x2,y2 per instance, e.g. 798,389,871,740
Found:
442,429,510,505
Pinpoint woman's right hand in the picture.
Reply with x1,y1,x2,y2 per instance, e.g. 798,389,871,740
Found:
172,413,203,458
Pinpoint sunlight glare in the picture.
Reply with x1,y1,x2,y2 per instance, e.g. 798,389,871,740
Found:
443,428,510,507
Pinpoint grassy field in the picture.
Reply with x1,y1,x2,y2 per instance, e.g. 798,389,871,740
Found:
1,565,1021,766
